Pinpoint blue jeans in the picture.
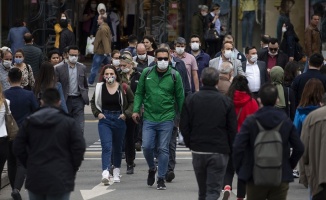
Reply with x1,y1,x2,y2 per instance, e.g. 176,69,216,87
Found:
28,191,70,200
88,54,110,84
142,120,174,179
242,11,255,48
98,110,126,170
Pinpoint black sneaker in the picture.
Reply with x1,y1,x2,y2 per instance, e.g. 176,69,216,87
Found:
126,165,134,174
147,167,157,186
165,171,175,182
11,189,22,200
157,178,166,190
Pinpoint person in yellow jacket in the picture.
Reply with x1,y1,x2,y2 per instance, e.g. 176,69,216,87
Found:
54,12,73,49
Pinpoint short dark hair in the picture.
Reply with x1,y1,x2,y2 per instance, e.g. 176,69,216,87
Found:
59,19,68,28
158,43,170,51
201,67,219,86
258,83,278,106
309,53,324,68
24,33,33,43
190,34,200,40
245,46,256,54
128,35,138,44
211,3,220,11
8,68,22,83
15,49,25,57
48,50,60,60
154,48,169,57
222,41,233,50
261,34,270,44
268,38,278,45
311,14,320,20
67,45,79,53
101,65,121,82
42,88,60,106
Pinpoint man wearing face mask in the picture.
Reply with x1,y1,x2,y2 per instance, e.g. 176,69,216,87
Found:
55,46,89,134
0,48,13,91
209,41,245,77
242,46,268,97
191,5,209,51
189,34,210,89
133,43,155,73
132,48,184,190
258,37,289,72
88,14,112,86
173,37,200,92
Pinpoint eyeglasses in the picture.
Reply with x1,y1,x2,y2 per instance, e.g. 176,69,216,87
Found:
269,48,278,52
157,57,169,61
119,55,132,61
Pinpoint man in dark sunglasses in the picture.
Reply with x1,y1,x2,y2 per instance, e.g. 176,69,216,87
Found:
258,37,289,72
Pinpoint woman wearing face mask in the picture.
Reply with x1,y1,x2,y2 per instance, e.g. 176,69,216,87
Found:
143,35,157,57
54,12,73,49
13,49,35,90
98,50,121,82
0,48,13,91
191,5,209,51
90,66,134,184
119,53,141,174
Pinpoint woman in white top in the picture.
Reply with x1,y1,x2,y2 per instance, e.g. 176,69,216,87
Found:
0,83,9,192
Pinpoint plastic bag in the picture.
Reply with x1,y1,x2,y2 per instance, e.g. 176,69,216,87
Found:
85,37,95,55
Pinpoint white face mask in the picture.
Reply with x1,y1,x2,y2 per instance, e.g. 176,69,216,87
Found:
191,43,200,51
112,59,120,66
268,51,278,56
122,68,130,73
250,54,258,63
61,16,67,20
157,60,169,70
282,27,287,33
224,50,232,59
137,54,147,60
2,60,12,69
68,55,78,64
175,47,185,55
105,76,116,85
323,60,326,65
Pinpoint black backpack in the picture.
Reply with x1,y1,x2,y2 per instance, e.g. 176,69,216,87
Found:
253,120,283,186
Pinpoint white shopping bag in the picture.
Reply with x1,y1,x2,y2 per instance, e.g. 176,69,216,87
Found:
85,37,95,55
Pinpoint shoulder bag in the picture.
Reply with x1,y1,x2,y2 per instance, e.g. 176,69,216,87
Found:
3,100,19,140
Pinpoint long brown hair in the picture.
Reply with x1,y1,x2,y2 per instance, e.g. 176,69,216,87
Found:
299,78,324,107
34,62,56,96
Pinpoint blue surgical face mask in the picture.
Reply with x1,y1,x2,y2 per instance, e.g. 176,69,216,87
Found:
14,58,23,64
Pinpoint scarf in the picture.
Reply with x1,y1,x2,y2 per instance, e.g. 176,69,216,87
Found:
270,66,286,108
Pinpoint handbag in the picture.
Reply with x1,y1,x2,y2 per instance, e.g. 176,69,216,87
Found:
3,100,19,140
204,28,219,42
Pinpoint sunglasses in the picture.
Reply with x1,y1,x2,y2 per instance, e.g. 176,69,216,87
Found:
157,57,169,61
269,48,278,52
119,55,132,61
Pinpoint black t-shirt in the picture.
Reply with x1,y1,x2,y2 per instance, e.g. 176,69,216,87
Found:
101,85,121,111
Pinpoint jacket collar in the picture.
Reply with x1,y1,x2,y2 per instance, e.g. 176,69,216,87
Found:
200,85,218,92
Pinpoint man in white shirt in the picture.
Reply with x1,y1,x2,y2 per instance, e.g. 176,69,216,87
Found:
241,46,268,97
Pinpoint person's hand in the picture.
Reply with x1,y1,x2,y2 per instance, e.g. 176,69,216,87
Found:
289,57,294,61
118,114,126,121
267,68,271,74
132,113,140,124
256,18,260,25
214,15,219,20
98,113,106,120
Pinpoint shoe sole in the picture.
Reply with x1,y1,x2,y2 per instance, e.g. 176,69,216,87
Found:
102,178,109,185
157,187,166,190
114,180,120,183
222,190,230,200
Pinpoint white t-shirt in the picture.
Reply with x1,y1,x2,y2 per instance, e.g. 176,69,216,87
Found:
0,99,10,137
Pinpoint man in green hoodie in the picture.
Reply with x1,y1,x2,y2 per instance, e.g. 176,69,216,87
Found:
132,48,184,190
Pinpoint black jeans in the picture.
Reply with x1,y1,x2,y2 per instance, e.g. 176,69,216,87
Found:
7,141,26,190
0,137,9,191
192,152,229,200
125,118,136,165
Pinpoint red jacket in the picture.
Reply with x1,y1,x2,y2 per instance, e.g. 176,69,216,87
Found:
233,90,259,132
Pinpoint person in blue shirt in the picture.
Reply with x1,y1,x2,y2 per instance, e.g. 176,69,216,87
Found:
7,19,29,55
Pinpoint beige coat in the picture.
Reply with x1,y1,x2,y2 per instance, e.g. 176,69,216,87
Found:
299,106,326,196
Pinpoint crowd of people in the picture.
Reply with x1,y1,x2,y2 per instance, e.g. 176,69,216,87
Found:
0,2,326,200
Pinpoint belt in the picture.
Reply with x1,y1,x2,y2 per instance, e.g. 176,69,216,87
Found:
68,95,81,99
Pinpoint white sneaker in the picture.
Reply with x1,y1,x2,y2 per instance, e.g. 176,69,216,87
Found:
113,168,121,183
101,170,110,185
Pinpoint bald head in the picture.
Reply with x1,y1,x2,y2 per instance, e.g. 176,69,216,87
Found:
136,43,146,55
24,33,33,44
219,62,234,74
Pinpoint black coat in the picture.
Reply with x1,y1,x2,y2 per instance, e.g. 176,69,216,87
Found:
233,106,304,183
180,86,237,154
258,49,289,68
13,107,86,195
241,60,269,87
59,28,75,54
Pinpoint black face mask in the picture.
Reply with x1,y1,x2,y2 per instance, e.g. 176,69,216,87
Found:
59,19,68,28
